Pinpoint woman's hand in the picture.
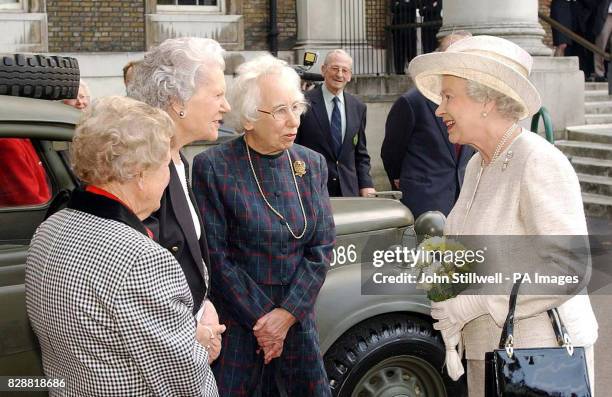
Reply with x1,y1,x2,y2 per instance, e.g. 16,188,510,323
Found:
196,322,226,364
253,308,296,363
431,295,488,333
198,300,225,363
199,299,220,325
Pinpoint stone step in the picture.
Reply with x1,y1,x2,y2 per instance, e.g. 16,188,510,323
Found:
585,101,612,114
585,90,612,102
577,173,612,196
585,82,609,91
566,124,612,144
585,114,612,124
556,140,612,160
582,192,612,218
569,156,612,177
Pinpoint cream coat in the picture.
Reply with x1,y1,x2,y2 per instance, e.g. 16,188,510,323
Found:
445,130,598,395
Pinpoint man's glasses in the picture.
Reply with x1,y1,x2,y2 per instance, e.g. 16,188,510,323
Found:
257,101,308,121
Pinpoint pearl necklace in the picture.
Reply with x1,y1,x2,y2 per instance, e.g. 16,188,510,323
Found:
482,123,517,167
244,136,308,240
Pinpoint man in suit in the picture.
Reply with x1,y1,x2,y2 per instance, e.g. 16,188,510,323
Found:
296,49,375,197
382,32,474,219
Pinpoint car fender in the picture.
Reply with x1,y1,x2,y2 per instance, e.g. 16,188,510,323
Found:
315,262,432,355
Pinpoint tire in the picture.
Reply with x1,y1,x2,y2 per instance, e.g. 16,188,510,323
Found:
324,314,467,397
0,54,80,100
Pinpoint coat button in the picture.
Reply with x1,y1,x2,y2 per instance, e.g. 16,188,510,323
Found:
275,191,281,197
332,177,337,181
171,246,179,253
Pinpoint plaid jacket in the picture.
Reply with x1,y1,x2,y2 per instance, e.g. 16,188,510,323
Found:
192,138,335,396
25,188,218,396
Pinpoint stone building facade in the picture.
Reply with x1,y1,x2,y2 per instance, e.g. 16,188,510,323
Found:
0,0,299,53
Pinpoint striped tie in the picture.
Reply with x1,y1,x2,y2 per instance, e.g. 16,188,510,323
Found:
331,96,342,157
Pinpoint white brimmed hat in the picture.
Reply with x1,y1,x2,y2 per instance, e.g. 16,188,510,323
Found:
408,35,541,120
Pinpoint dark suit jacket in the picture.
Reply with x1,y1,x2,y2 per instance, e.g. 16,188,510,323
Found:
381,88,474,218
144,153,209,315
296,85,373,196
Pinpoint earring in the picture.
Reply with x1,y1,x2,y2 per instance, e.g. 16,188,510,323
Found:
481,111,488,118
179,110,185,118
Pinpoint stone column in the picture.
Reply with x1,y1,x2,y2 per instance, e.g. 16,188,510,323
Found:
294,0,342,71
294,0,370,73
439,0,551,56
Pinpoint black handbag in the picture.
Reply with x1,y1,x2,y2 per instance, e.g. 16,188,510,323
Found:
484,277,592,396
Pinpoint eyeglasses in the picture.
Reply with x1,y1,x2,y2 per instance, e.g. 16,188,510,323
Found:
257,101,308,121
328,66,352,75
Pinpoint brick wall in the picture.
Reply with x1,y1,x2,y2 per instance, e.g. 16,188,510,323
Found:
47,0,145,52
539,0,554,49
242,0,297,51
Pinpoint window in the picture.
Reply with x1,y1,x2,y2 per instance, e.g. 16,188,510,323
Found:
0,0,22,11
157,0,222,13
0,138,52,208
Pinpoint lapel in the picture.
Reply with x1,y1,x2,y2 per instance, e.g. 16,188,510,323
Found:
182,153,211,266
426,99,456,162
167,160,206,280
309,87,337,159
341,92,357,157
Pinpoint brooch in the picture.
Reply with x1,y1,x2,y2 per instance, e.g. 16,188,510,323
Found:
292,160,306,177
502,150,514,171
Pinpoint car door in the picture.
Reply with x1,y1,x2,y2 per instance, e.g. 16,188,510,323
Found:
0,126,76,385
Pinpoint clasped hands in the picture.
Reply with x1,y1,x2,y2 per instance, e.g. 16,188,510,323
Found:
196,300,226,364
253,308,297,364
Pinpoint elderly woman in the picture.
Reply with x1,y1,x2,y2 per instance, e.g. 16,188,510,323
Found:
192,55,335,396
409,35,599,396
129,37,229,361
25,96,218,396
62,79,90,110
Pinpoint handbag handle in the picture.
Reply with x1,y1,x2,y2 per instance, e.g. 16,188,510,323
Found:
498,274,574,358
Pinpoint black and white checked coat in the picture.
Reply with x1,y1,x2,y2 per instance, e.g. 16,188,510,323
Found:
25,188,218,396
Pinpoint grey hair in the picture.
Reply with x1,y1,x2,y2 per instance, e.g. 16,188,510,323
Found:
465,79,524,121
72,96,174,185
79,80,90,96
226,54,304,130
129,37,225,110
323,49,353,68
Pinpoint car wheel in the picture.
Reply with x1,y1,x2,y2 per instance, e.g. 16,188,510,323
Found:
324,313,466,397
0,54,79,100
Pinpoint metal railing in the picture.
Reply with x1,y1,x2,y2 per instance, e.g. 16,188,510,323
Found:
530,106,555,144
339,0,442,76
340,0,386,75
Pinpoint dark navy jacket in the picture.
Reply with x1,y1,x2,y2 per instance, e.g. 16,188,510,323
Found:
381,88,474,218
297,85,373,197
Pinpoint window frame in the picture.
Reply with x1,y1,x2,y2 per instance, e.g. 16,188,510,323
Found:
0,0,25,12
157,0,224,14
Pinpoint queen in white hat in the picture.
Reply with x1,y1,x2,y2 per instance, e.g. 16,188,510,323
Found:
409,35,598,396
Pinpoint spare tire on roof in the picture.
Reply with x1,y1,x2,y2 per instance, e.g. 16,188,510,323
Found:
0,54,80,100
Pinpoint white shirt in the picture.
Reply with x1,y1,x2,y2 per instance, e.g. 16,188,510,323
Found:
322,83,347,141
173,159,201,240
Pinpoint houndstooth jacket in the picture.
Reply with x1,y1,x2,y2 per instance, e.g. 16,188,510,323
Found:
25,188,219,396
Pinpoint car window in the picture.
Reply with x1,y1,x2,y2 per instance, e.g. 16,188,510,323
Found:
0,138,52,207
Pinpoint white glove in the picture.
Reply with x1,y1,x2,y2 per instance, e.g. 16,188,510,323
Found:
440,328,464,381
431,294,488,333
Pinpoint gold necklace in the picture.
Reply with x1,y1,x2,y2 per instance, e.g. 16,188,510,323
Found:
244,136,308,239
